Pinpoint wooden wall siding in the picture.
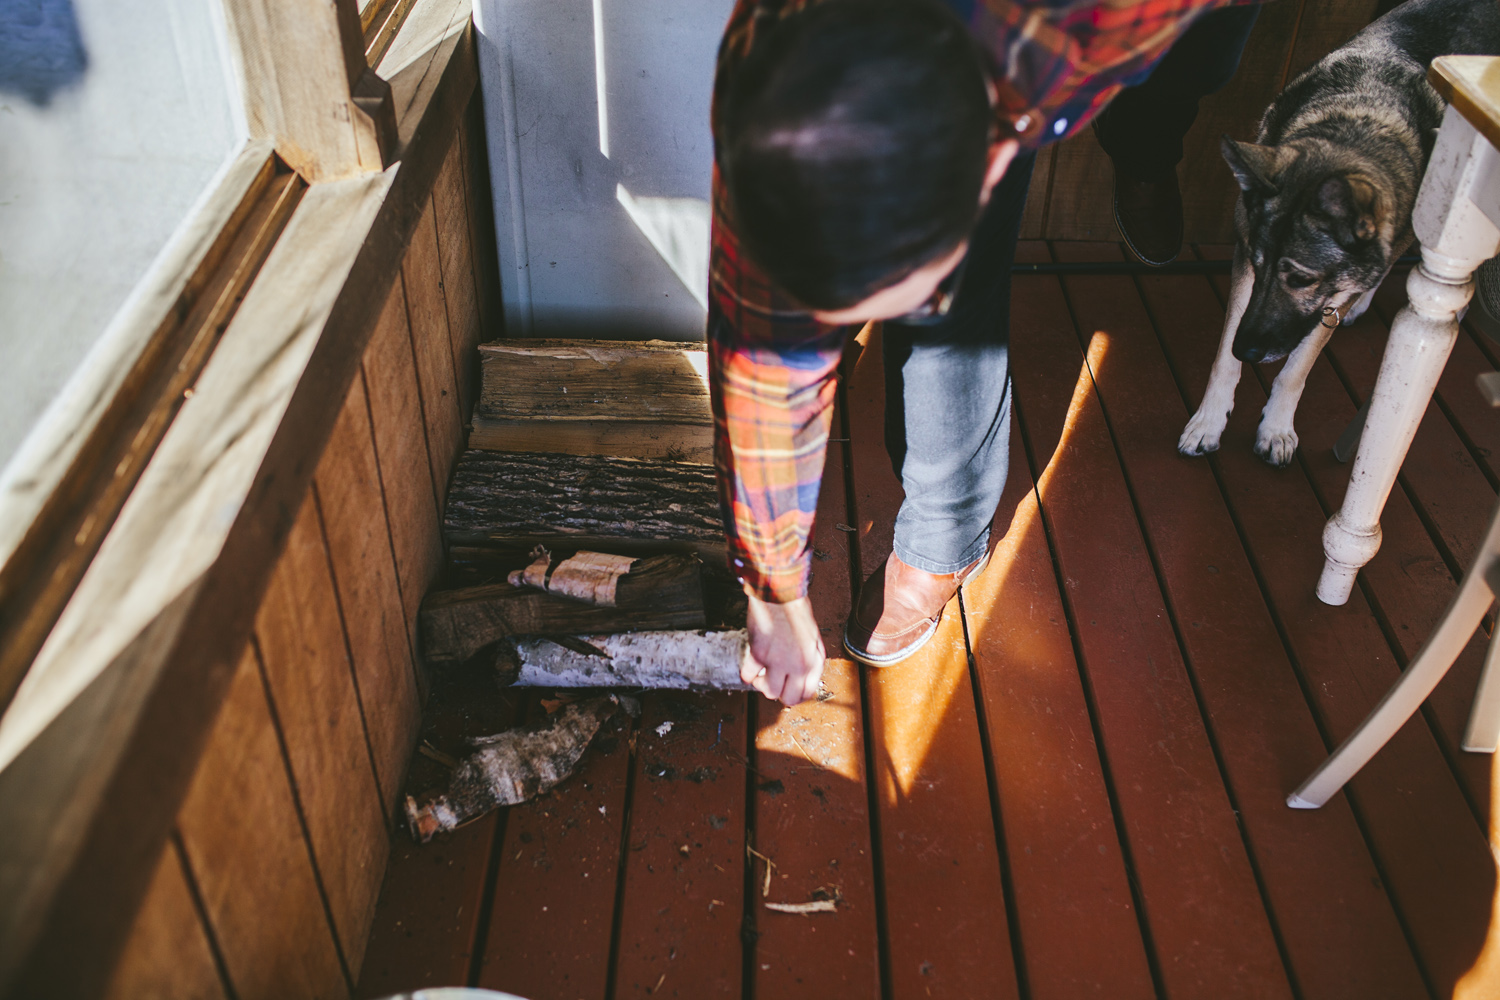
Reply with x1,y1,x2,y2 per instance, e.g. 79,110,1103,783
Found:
102,91,496,998
1019,0,1382,243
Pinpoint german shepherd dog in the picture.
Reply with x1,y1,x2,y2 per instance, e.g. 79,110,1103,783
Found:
1178,0,1500,467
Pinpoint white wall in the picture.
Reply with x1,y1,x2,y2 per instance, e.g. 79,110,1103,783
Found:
0,0,242,472
475,0,735,341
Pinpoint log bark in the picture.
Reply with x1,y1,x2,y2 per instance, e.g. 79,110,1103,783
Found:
503,629,750,690
443,451,723,555
421,553,706,666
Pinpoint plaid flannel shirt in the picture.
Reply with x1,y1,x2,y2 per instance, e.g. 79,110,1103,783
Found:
710,0,1260,602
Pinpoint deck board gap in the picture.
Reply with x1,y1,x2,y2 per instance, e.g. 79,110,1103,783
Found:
1009,390,1170,1000
466,692,532,988
250,635,358,995
602,691,644,1000
956,587,1033,1000
741,696,759,1000
835,364,894,1000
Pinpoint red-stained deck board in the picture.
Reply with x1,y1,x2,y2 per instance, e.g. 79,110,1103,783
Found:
476,703,635,1000
962,431,1156,999
1146,267,1495,996
610,691,748,999
1048,243,1425,999
750,428,882,1000
1009,256,1293,1000
845,327,1021,1000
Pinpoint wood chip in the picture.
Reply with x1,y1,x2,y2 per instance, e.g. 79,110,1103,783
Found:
764,900,838,914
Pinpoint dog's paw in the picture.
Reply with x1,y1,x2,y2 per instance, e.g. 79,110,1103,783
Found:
1254,424,1299,467
1178,407,1229,456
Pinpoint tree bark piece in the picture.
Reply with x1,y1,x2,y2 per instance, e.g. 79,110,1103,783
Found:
443,451,723,560
404,695,633,841
421,553,707,666
508,550,638,606
505,629,749,690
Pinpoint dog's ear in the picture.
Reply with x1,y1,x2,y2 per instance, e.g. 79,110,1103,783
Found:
1316,175,1379,242
1221,137,1296,193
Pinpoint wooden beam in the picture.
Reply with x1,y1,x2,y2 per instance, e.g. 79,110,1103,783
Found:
223,0,396,180
0,8,481,993
0,143,296,716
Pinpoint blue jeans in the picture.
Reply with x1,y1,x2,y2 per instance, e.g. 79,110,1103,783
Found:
881,149,1035,575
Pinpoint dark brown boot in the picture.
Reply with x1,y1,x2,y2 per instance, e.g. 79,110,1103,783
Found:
1113,170,1184,267
843,551,988,667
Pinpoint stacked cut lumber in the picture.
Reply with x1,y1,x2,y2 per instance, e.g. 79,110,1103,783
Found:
443,450,723,565
470,339,712,463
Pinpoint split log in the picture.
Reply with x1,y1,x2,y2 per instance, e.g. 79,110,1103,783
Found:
421,553,706,666
500,629,750,690
443,451,724,562
475,339,711,462
404,695,635,841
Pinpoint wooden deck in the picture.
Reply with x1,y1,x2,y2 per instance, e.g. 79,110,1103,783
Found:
355,242,1500,1000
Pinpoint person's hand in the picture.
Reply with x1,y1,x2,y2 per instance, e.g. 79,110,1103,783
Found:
741,592,825,705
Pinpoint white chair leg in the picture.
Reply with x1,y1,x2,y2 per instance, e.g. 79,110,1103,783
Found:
1462,597,1500,752
1291,495,1500,808
1316,260,1467,606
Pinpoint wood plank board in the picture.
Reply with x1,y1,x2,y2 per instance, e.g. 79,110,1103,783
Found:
611,692,748,998
255,493,390,974
478,340,710,424
363,281,444,663
403,198,466,506
476,704,635,999
103,840,228,1000
845,328,1021,1000
177,645,348,999
468,416,714,465
1052,243,1426,998
315,373,423,814
1147,265,1496,996
431,132,483,422
1010,258,1292,1000
749,431,882,1000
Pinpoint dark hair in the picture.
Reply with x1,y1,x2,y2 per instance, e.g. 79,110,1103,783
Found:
718,0,994,311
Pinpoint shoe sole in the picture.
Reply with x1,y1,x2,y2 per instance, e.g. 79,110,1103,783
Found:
1113,193,1181,268
842,551,991,668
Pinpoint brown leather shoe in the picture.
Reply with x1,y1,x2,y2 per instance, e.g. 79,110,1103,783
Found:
843,551,989,667
1113,170,1184,267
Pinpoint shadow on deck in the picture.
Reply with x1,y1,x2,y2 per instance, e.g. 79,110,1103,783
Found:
355,241,1500,1000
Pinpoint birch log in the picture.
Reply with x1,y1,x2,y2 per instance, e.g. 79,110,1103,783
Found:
404,695,634,842
502,630,750,690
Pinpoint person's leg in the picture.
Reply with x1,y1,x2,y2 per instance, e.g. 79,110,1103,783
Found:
1094,4,1261,180
1093,4,1259,264
881,149,1036,576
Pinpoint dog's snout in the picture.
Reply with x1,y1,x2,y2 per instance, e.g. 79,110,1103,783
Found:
1235,343,1268,363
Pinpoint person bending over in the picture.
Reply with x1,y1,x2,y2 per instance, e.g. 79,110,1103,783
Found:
709,0,1261,704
